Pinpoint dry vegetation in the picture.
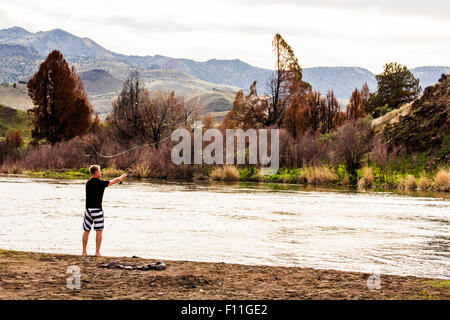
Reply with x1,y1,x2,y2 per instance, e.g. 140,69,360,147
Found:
357,167,375,189
398,175,417,191
302,166,338,185
417,175,432,191
434,168,450,192
210,165,240,181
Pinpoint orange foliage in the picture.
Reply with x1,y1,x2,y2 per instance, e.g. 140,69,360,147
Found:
27,50,94,144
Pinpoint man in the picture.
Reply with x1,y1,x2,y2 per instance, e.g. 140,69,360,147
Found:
82,165,127,256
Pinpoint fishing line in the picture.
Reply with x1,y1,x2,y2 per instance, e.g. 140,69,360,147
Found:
90,93,200,159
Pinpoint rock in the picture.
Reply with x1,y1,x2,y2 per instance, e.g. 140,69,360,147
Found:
121,263,132,267
99,261,119,269
147,261,167,271
99,260,166,271
136,265,149,271
155,261,167,270
156,262,167,270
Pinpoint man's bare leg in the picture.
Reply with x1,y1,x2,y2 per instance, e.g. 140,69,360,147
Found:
95,230,103,256
82,231,90,256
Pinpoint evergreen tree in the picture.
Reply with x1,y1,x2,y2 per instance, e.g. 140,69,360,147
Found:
27,50,93,144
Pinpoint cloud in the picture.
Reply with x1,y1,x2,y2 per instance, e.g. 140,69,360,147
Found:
226,0,450,19
0,0,448,72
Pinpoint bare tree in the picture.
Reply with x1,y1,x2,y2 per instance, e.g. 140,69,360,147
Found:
236,33,310,128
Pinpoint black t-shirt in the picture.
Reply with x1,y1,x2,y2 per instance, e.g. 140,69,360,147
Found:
85,178,110,209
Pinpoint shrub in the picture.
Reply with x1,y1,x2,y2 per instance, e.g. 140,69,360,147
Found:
210,165,240,181
101,166,123,178
398,174,417,190
331,118,372,175
5,130,23,150
224,166,240,181
357,167,374,189
0,162,23,174
303,166,338,185
209,167,224,180
417,175,431,191
297,171,308,184
130,162,151,179
342,172,352,186
433,168,450,192
239,166,263,182
21,137,90,170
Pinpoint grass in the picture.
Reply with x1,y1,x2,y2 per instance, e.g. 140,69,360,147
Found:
302,166,338,185
417,175,432,191
0,104,32,144
433,168,450,192
210,165,240,181
24,168,90,180
101,166,124,178
0,163,24,174
239,166,263,182
423,280,450,288
0,249,25,258
22,167,132,180
397,174,417,191
257,166,339,185
130,162,151,179
357,167,374,189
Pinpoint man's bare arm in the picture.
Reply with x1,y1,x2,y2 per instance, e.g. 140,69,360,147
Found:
109,174,127,186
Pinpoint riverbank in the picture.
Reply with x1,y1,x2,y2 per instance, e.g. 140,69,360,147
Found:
2,164,450,193
0,250,448,300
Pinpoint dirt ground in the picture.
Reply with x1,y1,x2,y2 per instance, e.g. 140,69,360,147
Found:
0,250,448,300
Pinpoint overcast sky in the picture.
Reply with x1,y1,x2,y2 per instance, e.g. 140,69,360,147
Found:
1,0,449,73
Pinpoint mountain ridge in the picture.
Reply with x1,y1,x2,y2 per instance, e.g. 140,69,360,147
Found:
0,26,448,104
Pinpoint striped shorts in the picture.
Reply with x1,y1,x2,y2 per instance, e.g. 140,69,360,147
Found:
83,208,104,231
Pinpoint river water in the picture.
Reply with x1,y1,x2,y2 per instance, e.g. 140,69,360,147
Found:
0,176,448,279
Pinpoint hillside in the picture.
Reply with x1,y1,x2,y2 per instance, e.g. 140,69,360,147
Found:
0,104,32,140
1,26,448,101
85,69,239,114
0,70,238,116
381,74,449,164
0,83,33,110
79,69,123,95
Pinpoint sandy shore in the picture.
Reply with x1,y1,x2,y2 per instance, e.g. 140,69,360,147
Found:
0,250,448,300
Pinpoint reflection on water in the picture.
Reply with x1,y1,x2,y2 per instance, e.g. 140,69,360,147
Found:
0,176,448,279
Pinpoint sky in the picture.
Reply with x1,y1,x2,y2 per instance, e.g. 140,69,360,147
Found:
0,0,449,73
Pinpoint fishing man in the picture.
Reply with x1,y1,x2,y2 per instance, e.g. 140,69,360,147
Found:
82,165,127,256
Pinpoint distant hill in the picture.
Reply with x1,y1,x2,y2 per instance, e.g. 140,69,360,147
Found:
79,69,122,95
80,68,239,114
0,26,448,109
411,66,450,89
303,67,377,100
0,26,31,40
0,26,114,58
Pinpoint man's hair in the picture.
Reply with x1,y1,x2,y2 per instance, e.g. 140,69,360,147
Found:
89,165,100,176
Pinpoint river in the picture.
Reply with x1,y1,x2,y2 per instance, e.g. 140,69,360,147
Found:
0,176,448,279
